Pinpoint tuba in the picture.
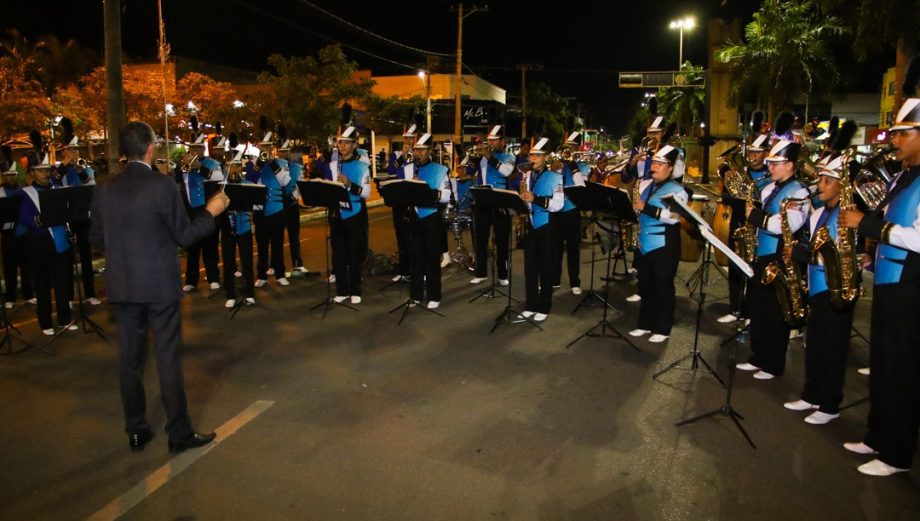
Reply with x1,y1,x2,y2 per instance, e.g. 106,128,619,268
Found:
811,150,860,309
853,145,894,210
761,198,809,327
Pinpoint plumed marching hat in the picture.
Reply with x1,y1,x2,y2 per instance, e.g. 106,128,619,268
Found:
412,133,433,149
338,103,358,142
652,145,680,166
647,116,665,133
748,111,767,151
766,139,801,163
891,54,920,131
530,137,551,154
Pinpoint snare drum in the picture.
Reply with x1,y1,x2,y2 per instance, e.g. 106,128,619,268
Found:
679,194,711,262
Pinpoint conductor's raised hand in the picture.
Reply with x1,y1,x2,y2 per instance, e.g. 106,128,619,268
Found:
205,191,230,217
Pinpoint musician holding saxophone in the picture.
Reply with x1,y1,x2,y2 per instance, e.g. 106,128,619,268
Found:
627,145,687,343
737,138,810,380
782,144,856,425
837,81,920,476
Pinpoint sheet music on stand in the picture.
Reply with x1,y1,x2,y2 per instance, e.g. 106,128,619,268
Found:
662,194,753,278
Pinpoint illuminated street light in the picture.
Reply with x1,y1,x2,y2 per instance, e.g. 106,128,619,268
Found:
669,16,695,69
232,99,245,109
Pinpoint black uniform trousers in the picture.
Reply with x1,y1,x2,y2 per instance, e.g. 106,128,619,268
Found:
392,206,411,277
551,209,581,288
114,300,193,441
474,207,511,280
253,210,286,281
184,208,220,286
801,291,853,414
284,201,304,269
523,223,557,314
636,225,680,335
726,210,748,316
863,283,920,469
331,205,368,297
28,234,73,330
71,220,96,299
747,254,791,376
220,219,254,300
409,212,443,302
1,229,32,302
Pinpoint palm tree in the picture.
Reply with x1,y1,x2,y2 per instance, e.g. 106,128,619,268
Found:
717,0,846,119
656,62,706,137
33,35,99,96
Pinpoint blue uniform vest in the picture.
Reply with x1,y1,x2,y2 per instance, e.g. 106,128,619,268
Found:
756,179,806,257
260,164,284,216
750,167,771,192
231,212,252,235
529,169,562,230
416,162,448,219
469,152,512,189
807,206,839,296
329,158,368,220
185,170,207,208
287,161,303,199
875,173,920,285
638,180,685,254
561,162,590,212
21,186,71,253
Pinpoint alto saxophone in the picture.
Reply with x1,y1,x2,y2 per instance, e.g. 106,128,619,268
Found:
761,198,808,327
810,151,860,309
725,169,758,263
623,179,640,251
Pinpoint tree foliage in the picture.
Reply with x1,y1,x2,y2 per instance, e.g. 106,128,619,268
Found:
656,62,706,137
363,94,425,138
525,81,572,144
717,0,845,116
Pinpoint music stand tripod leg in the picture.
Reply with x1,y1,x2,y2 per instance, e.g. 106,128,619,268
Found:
309,214,358,319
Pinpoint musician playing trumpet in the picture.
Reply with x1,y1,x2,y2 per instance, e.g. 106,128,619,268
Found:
627,145,688,343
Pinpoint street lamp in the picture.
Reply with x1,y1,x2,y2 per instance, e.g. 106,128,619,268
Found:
668,16,695,69
418,70,432,133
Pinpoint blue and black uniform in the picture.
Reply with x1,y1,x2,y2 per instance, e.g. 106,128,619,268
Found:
635,178,688,335
53,162,98,300
283,158,304,271
0,184,32,304
466,150,515,280
745,176,810,376
247,158,288,282
522,166,564,315
20,183,73,329
405,160,451,302
855,164,920,469
220,178,255,302
389,149,413,278
552,161,588,289
322,154,370,297
177,160,221,288
723,165,770,317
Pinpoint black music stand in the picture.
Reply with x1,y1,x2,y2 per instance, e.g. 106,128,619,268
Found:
39,186,106,343
571,182,631,314
470,186,540,333
567,183,637,350
223,183,270,319
379,179,446,325
0,196,46,355
298,179,358,319
467,185,518,305
659,195,757,448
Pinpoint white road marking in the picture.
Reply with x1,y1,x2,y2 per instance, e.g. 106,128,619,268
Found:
86,400,275,521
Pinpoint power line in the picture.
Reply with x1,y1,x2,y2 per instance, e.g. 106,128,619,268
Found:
226,0,420,72
297,0,455,58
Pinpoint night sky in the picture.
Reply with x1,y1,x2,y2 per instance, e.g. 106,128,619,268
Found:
3,0,885,136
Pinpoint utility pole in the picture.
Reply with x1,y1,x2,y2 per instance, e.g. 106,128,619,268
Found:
103,0,125,177
450,4,487,149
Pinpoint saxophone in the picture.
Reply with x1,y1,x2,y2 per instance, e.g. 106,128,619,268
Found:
761,198,808,327
724,169,758,262
810,151,860,309
623,179,640,251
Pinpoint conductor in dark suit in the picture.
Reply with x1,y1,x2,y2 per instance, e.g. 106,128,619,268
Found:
90,122,230,453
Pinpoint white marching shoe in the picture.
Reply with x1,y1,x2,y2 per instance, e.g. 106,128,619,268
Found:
736,363,760,372
333,296,350,304
533,313,548,322
843,442,878,455
328,274,336,283
224,299,236,309
182,285,195,292
470,277,487,284
42,328,54,336
277,277,290,286
628,328,650,337
858,367,870,376
571,287,582,295
752,371,775,380
209,282,220,290
804,411,839,425
783,400,818,411
426,301,440,309
350,296,362,305
3,302,12,309
66,324,78,331
498,279,509,287
85,297,102,306
254,279,267,288
440,253,450,268
245,297,255,306
391,274,405,282
717,313,738,323
648,334,669,343
857,459,910,477
626,294,641,302
518,311,535,319
234,270,242,278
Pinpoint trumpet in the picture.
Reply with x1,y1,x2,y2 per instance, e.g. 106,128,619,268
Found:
76,158,89,169
180,154,200,173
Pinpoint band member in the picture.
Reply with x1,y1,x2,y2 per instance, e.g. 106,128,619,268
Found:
322,124,370,304
402,133,451,308
0,147,32,308
20,148,75,335
737,138,810,379
554,131,588,295
838,90,920,476
248,130,289,287
220,150,255,308
783,153,855,424
467,124,515,285
519,138,564,321
627,145,688,343
279,132,307,275
625,112,666,183
53,120,100,306
178,126,221,292
718,122,772,324
387,117,420,282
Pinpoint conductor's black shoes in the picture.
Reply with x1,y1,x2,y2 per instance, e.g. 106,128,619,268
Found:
128,429,154,452
168,432,216,454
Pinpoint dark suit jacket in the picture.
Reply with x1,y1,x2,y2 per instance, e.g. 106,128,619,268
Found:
90,161,216,303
